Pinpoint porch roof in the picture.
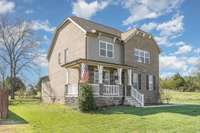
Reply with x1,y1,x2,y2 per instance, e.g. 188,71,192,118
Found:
61,58,136,69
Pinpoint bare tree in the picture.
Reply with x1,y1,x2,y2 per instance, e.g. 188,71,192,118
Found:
0,16,41,99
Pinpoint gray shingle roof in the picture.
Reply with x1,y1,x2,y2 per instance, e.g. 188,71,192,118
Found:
69,16,122,37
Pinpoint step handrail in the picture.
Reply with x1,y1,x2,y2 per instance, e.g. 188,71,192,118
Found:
131,87,144,107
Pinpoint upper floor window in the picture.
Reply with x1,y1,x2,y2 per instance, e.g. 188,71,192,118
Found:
134,48,150,64
64,48,68,64
99,41,114,58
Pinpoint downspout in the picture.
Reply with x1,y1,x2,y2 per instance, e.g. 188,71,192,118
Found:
121,41,125,105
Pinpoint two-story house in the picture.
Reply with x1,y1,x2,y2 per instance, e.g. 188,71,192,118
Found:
42,16,160,107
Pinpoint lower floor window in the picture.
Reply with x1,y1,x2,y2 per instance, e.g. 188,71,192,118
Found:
132,73,138,89
93,69,99,84
149,75,153,91
103,70,110,84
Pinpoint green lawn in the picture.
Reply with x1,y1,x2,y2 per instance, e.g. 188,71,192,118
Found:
163,90,200,104
2,91,200,133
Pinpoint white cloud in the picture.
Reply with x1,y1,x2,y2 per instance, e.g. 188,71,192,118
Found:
160,72,176,79
160,54,200,77
175,44,192,55
0,0,15,14
141,14,184,46
25,9,34,14
157,15,184,36
31,20,56,33
194,48,200,55
154,36,170,46
122,0,183,25
34,52,48,67
140,22,157,32
160,55,188,72
72,0,111,19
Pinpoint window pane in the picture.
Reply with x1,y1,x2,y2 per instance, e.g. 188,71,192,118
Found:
100,42,106,49
149,75,153,91
107,44,113,50
100,49,106,56
145,58,150,64
135,49,139,56
145,52,150,58
107,51,113,57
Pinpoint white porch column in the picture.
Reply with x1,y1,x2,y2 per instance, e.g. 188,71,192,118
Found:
98,65,103,84
117,68,122,85
128,69,132,86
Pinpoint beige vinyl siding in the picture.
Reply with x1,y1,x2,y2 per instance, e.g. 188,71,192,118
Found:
87,34,123,64
48,22,86,104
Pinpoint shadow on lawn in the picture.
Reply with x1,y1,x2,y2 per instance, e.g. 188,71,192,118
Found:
0,111,28,125
96,104,200,116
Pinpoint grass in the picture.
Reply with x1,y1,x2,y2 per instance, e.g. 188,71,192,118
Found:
1,91,200,133
163,90,200,104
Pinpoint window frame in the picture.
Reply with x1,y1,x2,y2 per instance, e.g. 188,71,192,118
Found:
99,40,114,58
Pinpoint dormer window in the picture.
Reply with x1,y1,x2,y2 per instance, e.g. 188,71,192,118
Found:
134,48,150,64
99,40,114,58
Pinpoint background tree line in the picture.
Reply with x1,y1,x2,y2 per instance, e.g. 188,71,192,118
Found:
160,72,200,92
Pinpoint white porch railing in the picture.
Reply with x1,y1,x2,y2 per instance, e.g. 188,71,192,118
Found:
66,84,78,97
66,84,120,97
103,85,120,96
131,87,144,107
89,84,100,96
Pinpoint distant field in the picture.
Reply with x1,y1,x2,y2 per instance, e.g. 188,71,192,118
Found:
1,91,200,133
163,89,200,104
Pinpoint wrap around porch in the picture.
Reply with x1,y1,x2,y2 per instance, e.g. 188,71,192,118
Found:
63,59,144,107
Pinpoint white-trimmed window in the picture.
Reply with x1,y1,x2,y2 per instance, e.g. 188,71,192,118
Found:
134,49,150,64
149,75,153,91
94,69,99,84
99,41,114,58
132,73,138,89
64,48,68,64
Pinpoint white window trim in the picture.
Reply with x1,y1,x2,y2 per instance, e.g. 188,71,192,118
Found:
149,75,153,91
134,48,150,64
99,40,114,58
64,48,68,64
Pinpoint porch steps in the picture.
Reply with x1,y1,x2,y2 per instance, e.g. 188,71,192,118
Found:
124,97,142,107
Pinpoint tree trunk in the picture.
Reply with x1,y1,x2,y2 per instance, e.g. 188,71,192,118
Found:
10,64,15,99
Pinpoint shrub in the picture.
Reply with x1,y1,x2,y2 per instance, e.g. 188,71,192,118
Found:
78,84,96,112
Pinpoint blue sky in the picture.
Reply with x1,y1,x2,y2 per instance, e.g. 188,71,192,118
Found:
1,0,200,83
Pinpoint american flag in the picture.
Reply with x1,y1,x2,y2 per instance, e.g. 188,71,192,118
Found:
81,63,89,82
